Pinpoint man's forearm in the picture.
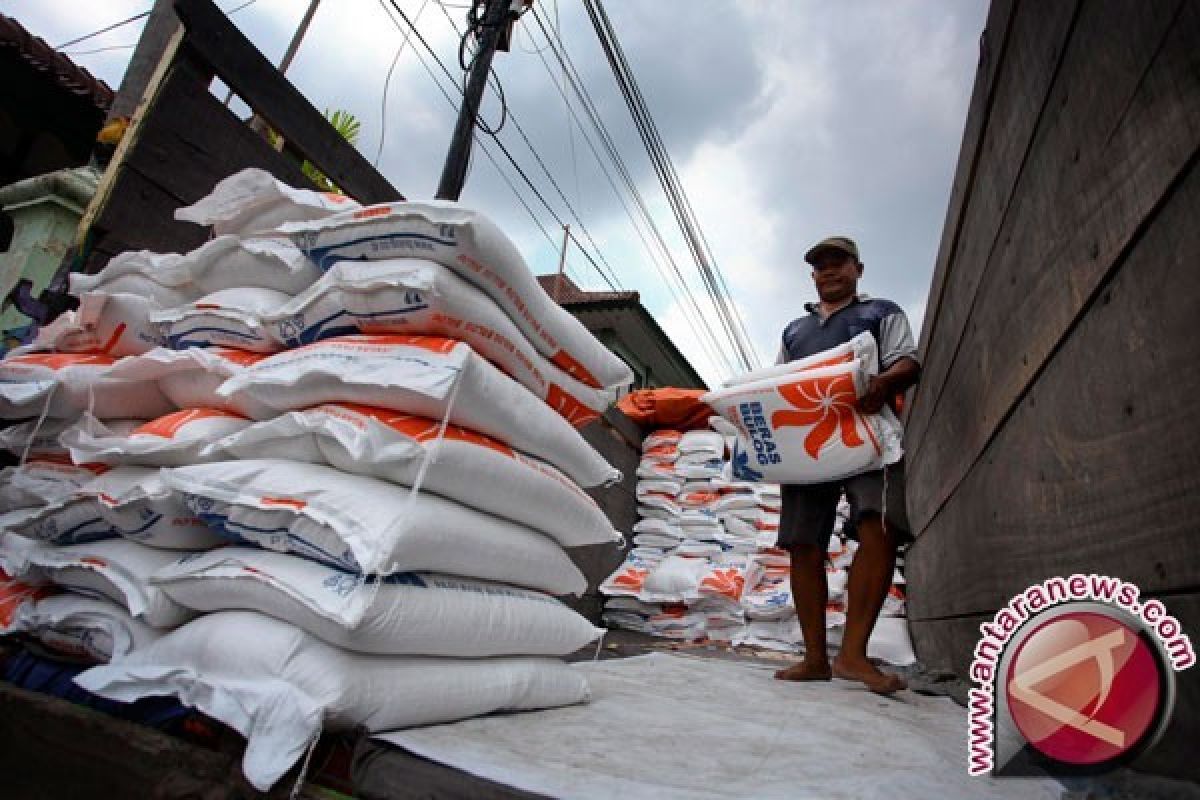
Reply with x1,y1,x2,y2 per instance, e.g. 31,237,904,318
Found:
880,356,921,394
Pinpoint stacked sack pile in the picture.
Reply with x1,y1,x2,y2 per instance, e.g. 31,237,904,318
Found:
0,169,633,791
601,329,914,665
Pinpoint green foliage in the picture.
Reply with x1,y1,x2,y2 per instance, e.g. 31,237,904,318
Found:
268,108,362,194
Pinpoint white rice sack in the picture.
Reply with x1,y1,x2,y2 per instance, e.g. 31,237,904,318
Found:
1,536,196,628
214,335,619,487
76,611,591,791
150,287,291,353
176,168,360,236
61,410,252,467
702,361,903,485
278,202,632,390
153,548,602,656
0,567,57,634
642,430,682,450
635,478,682,500
3,466,221,550
722,332,879,387
634,459,676,480
23,292,174,356
0,353,173,420
162,459,588,594
18,593,163,662
0,417,142,462
109,348,274,419
598,551,662,599
677,429,725,459
219,404,615,546
264,259,614,424
0,460,108,513
84,467,225,550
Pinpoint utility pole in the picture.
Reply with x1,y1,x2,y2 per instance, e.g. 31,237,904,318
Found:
553,224,570,301
435,0,518,201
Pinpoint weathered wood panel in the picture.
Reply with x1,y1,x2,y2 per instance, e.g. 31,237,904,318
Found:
907,0,1200,782
172,0,400,205
907,0,1078,447
908,0,1198,534
909,157,1200,616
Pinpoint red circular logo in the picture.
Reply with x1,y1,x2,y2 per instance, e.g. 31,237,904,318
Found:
1005,611,1162,765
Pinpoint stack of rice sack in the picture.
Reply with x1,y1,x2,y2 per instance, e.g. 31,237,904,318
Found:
600,421,777,642
0,169,634,791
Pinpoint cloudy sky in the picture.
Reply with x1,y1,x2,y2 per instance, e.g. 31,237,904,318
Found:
10,0,988,385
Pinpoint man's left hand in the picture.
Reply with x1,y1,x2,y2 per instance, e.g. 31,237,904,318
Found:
858,376,890,414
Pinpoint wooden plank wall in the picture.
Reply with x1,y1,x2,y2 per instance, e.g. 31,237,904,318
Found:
905,0,1200,781
87,0,403,271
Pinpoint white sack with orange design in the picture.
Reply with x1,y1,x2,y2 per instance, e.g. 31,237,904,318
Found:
215,404,618,547
261,259,613,426
276,202,633,390
702,357,902,485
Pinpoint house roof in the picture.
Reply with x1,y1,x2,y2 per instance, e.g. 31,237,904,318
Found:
0,13,115,112
536,273,707,389
535,273,640,307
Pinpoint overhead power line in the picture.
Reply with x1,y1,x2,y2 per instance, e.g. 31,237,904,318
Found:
529,6,737,376
377,0,613,291
435,1,623,291
582,0,761,373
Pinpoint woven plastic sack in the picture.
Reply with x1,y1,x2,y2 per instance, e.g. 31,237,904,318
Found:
175,167,360,236
219,404,615,545
153,547,602,656
76,611,591,791
278,202,631,389
1,535,196,628
61,409,252,467
722,332,878,387
703,361,902,484
14,593,163,662
617,389,712,431
108,348,273,419
0,353,173,420
162,459,589,593
263,259,613,425
150,287,291,353
214,335,619,487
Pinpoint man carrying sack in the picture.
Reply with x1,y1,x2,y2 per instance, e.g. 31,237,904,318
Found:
773,236,920,694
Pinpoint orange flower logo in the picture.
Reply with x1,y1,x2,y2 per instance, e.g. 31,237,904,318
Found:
700,568,746,601
613,568,649,590
771,373,877,460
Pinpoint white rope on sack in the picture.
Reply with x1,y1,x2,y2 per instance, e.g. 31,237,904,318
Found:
358,365,467,613
19,382,58,466
288,727,323,800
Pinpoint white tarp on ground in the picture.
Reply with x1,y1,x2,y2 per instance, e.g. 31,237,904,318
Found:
376,652,1063,800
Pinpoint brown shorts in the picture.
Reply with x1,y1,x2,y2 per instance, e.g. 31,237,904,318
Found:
776,462,910,552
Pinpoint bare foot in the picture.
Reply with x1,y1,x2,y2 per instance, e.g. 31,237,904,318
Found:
832,657,907,694
774,659,833,682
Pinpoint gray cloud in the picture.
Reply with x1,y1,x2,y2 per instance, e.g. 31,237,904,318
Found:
13,0,987,381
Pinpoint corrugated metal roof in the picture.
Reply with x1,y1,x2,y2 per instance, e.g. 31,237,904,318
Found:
0,13,115,112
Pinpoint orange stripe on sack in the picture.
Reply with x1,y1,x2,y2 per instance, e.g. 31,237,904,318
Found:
352,206,392,220
99,323,127,355
261,496,306,510
546,384,599,428
133,408,246,439
5,352,116,369
550,349,601,389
